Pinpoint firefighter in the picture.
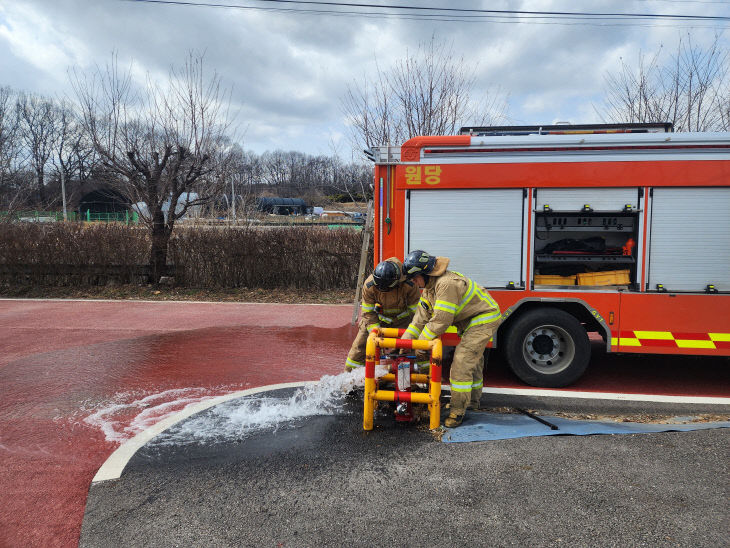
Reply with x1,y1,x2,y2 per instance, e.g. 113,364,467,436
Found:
401,250,502,428
345,257,421,372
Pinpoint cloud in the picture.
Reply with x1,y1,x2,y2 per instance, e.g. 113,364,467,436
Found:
0,0,727,154
0,3,89,93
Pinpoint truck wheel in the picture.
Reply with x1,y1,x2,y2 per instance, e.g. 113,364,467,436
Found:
504,308,590,387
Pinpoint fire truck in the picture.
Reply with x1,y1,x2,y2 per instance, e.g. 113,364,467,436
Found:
369,123,730,387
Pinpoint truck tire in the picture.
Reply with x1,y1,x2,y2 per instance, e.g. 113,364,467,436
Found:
503,308,590,387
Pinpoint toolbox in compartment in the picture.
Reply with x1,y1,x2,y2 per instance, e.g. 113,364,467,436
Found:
577,269,631,286
534,274,577,285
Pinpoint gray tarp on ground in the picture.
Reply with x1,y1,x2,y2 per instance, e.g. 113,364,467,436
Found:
442,412,730,443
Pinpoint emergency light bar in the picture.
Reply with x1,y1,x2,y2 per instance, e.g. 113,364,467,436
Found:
459,123,673,136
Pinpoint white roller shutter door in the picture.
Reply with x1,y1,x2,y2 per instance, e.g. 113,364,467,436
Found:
407,189,524,288
536,187,638,211
648,187,730,292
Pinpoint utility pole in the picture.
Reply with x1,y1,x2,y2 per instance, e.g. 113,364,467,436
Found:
231,178,236,223
60,167,68,221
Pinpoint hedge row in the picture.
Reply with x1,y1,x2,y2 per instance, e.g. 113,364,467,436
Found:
0,223,370,289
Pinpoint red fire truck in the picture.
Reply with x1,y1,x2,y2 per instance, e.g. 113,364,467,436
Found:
369,123,730,387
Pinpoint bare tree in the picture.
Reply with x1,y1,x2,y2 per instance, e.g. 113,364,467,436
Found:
50,99,87,220
0,86,24,211
72,53,234,282
600,35,729,131
325,140,371,207
342,36,508,150
16,92,58,205
223,144,265,223
222,146,372,215
0,87,19,176
261,150,292,187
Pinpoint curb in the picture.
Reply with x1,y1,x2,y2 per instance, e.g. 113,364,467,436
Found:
92,381,313,483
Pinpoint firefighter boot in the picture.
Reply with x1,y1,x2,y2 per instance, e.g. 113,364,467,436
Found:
444,413,464,428
446,389,469,427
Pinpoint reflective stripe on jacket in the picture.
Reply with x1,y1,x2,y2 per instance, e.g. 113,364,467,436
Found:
361,257,421,329
403,270,502,341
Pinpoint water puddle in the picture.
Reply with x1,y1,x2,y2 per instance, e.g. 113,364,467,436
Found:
82,366,388,446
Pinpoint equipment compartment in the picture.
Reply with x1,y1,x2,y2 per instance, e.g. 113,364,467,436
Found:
533,211,639,289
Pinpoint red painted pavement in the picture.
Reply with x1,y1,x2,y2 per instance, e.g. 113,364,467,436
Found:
0,299,728,547
0,299,356,548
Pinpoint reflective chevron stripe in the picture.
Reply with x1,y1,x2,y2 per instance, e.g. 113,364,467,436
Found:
610,331,730,350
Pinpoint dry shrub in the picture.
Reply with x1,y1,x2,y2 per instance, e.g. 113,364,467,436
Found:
0,222,370,289
0,223,149,285
0,222,149,265
170,226,364,289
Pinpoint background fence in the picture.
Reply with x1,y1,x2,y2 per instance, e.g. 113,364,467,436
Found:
0,211,140,224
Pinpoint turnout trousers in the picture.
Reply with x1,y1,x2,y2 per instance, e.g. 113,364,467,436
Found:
449,320,501,415
345,316,412,371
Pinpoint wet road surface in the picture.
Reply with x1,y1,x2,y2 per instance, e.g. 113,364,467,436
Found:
0,298,728,546
80,389,730,547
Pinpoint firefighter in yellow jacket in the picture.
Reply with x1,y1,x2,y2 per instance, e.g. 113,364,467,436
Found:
345,257,421,371
401,250,502,428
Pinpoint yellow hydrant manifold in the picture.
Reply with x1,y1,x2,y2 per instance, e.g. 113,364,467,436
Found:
363,327,442,430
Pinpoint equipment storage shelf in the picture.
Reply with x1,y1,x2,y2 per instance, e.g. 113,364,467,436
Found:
533,210,639,289
535,255,634,263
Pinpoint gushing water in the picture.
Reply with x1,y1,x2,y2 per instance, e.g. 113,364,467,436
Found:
81,388,223,444
83,366,387,445
156,365,389,446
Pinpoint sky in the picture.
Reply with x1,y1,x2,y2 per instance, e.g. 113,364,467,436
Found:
1,0,728,157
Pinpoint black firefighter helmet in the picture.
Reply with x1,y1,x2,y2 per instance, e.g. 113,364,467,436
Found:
403,250,436,278
372,260,401,291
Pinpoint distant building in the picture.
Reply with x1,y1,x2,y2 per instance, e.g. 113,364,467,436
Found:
132,192,201,221
78,188,130,216
255,197,310,215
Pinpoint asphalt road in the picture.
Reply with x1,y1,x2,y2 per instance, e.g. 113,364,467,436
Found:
80,390,730,547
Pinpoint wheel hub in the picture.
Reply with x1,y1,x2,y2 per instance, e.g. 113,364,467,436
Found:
531,333,555,355
522,325,576,374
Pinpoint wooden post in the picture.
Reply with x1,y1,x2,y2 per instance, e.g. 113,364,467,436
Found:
352,200,374,325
